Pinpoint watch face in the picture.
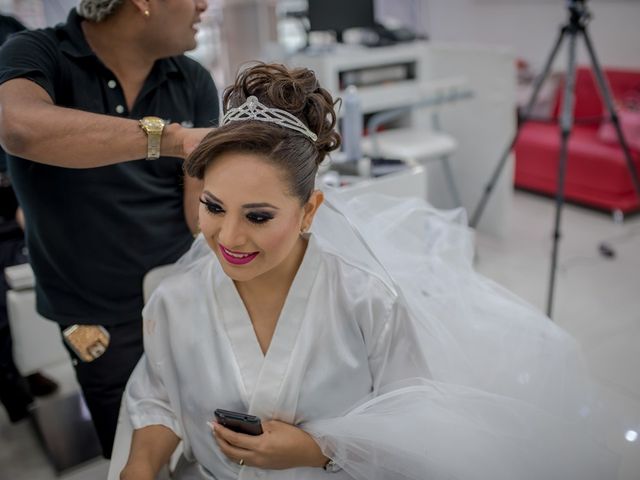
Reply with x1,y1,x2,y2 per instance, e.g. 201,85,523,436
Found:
142,116,166,133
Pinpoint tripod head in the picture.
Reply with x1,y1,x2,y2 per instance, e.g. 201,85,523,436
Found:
566,0,591,28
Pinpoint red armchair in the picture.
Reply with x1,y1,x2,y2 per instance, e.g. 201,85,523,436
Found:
514,67,640,214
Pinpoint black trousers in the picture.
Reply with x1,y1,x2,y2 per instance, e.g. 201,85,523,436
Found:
0,234,33,421
61,320,144,459
0,234,28,353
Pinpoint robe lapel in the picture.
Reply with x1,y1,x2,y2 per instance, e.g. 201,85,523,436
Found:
211,236,322,422
248,236,321,422
211,264,264,408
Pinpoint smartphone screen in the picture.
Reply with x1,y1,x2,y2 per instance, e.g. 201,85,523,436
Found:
214,408,263,436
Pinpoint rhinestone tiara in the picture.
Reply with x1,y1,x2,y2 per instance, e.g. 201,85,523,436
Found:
221,96,318,142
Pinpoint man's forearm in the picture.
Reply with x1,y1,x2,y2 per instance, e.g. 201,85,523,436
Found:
0,79,191,168
183,175,203,234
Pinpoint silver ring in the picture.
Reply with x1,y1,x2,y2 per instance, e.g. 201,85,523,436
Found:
238,458,245,466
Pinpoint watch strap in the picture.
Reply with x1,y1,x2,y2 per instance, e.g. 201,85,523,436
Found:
139,116,166,160
147,131,161,160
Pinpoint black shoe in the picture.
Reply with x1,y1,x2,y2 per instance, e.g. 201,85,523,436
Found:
0,372,34,423
4,400,30,423
26,372,59,397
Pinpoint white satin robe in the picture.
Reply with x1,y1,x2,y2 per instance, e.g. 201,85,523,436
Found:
125,234,425,480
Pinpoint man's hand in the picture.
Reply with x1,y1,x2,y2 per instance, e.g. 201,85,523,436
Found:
212,419,328,470
182,127,213,157
15,207,25,231
164,124,212,159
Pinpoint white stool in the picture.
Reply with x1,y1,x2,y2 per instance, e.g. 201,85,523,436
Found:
5,263,69,375
5,263,104,473
362,125,461,207
361,88,467,208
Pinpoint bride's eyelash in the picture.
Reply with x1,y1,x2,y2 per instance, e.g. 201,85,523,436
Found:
199,198,274,225
246,212,274,224
199,198,224,215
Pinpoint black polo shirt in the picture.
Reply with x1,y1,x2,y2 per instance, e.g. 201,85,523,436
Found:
0,13,25,175
0,9,219,326
0,14,25,226
0,14,25,41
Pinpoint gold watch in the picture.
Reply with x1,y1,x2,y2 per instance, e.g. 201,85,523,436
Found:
139,116,167,160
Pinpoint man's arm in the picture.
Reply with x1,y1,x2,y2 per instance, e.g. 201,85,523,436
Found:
0,78,211,168
120,425,180,480
183,174,203,235
182,64,217,234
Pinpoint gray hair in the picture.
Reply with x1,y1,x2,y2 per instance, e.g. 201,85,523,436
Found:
77,0,125,22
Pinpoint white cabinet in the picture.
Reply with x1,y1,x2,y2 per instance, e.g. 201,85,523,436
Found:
289,42,516,236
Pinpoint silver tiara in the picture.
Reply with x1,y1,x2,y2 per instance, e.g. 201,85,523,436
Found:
221,96,318,142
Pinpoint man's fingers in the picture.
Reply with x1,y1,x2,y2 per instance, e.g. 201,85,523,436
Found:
183,127,212,157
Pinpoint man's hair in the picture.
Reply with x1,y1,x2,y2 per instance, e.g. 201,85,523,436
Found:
77,0,125,22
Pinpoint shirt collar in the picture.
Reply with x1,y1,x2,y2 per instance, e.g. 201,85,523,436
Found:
59,9,94,59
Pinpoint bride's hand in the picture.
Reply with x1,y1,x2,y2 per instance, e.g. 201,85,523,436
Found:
211,419,328,470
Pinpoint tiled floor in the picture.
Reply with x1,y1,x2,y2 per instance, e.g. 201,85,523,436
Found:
475,191,640,480
0,361,109,480
1,190,639,479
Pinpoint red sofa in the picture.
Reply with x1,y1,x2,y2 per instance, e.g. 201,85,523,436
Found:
514,67,640,214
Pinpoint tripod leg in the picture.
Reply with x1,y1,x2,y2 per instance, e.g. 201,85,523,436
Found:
521,28,567,121
440,154,462,207
581,29,640,200
470,27,567,228
547,28,579,318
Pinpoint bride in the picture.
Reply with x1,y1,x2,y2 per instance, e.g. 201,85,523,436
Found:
121,63,615,480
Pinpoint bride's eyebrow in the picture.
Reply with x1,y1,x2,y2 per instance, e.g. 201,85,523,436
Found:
201,191,279,210
242,202,279,210
201,191,223,204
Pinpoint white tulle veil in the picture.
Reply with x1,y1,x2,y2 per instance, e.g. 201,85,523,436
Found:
174,188,617,480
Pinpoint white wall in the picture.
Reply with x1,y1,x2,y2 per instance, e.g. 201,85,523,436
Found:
424,0,640,71
1,0,84,27
41,0,75,26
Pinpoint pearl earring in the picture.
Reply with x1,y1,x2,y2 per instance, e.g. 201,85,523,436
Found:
144,10,150,18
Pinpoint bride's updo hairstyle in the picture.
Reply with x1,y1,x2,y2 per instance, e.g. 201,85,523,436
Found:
185,63,341,204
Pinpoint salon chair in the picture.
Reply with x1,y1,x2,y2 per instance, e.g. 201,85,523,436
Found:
5,263,104,472
361,87,473,208
108,263,181,480
5,263,69,375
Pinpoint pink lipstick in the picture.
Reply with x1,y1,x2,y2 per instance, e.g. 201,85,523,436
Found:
219,244,259,265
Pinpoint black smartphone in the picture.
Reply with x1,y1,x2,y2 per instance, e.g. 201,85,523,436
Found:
214,408,263,436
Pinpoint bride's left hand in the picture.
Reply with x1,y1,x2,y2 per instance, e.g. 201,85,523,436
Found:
211,419,328,470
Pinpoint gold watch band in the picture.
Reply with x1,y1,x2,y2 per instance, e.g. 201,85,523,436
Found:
139,116,166,160
147,131,161,160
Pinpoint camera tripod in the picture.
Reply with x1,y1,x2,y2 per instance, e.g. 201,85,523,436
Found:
470,0,640,318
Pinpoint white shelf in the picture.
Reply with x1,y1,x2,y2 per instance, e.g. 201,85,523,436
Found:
288,41,516,236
